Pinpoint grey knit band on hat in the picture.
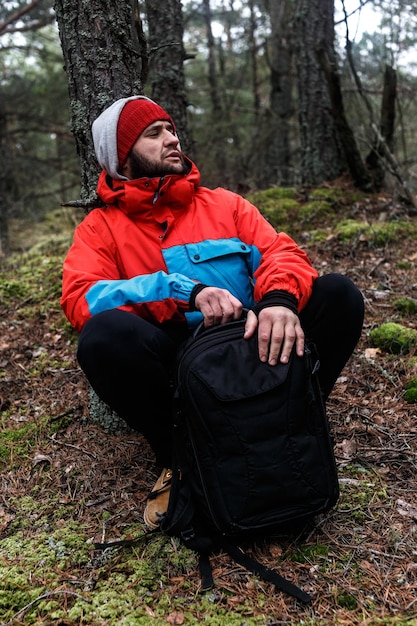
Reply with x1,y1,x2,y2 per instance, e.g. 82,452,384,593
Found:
92,95,155,180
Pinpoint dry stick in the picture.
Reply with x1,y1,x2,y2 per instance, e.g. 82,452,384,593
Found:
100,507,137,544
344,15,417,208
360,446,417,457
367,257,388,278
0,0,42,35
48,434,97,459
358,353,399,387
49,406,80,422
369,123,417,209
4,590,91,625
60,196,106,212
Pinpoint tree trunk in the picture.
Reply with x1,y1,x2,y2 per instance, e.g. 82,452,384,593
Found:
202,0,223,116
259,0,294,187
54,0,146,432
0,99,12,257
364,65,397,191
145,0,192,154
318,48,373,191
201,0,228,182
53,0,145,198
248,0,261,118
294,0,344,185
381,64,396,153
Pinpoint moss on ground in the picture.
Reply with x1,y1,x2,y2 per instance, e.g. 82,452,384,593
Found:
0,520,91,621
335,219,417,246
394,297,417,316
3,202,417,625
245,186,417,250
369,322,417,355
404,376,417,403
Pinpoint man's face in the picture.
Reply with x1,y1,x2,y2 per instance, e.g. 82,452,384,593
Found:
122,120,188,179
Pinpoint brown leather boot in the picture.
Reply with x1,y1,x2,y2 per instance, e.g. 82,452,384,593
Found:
143,468,172,529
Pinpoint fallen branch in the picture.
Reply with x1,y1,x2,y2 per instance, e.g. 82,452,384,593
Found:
3,590,91,625
48,434,97,459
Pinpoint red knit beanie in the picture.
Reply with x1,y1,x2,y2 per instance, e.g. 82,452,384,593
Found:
117,99,175,168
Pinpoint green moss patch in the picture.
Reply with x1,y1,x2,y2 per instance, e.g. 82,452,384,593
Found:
369,322,417,355
394,297,417,316
247,188,300,231
404,376,417,403
335,219,417,246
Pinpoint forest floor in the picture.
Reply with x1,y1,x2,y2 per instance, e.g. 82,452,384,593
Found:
1,181,417,625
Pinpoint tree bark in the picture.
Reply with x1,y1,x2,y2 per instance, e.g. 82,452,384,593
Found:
145,0,192,154
202,0,223,116
53,0,144,198
364,65,397,191
248,0,261,118
294,0,344,185
0,99,11,257
54,0,146,430
259,0,294,187
201,0,228,180
318,48,372,191
381,64,396,153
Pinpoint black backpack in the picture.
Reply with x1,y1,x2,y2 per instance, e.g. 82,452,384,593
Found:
159,316,340,604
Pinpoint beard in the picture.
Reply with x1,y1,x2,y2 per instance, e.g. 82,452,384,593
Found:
127,150,189,179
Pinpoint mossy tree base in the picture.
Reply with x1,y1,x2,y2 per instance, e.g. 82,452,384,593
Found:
89,388,133,435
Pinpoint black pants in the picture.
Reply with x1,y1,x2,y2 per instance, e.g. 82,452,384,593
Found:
77,273,364,466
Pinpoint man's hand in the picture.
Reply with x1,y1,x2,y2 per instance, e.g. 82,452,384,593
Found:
244,306,304,366
194,287,243,327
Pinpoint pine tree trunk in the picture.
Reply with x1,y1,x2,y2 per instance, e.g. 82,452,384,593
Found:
248,0,261,118
0,99,11,257
260,0,294,187
202,0,222,116
366,65,400,193
381,64,396,153
318,48,372,191
145,0,192,154
54,0,145,430
201,0,228,182
53,0,144,198
294,0,344,185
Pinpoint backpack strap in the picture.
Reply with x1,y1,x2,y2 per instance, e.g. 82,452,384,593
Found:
198,552,215,591
223,542,312,604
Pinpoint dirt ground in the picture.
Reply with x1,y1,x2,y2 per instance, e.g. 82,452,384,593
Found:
1,189,417,625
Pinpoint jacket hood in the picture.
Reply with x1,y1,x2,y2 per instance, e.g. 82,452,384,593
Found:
96,157,201,216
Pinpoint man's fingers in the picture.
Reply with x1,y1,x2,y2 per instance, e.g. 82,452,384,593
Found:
295,330,305,358
194,287,242,326
243,310,258,338
276,331,296,365
258,319,277,363
256,306,304,366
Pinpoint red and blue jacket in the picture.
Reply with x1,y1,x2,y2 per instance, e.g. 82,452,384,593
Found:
61,160,318,333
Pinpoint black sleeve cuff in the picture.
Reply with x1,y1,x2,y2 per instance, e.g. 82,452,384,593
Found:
252,290,299,316
189,283,209,311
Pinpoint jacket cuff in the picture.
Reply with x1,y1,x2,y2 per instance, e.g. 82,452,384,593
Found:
189,283,209,311
252,290,299,316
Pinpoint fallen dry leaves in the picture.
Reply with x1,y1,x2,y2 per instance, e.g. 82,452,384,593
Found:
1,191,417,624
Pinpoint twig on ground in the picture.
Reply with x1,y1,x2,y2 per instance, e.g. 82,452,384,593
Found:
48,433,97,459
3,590,91,625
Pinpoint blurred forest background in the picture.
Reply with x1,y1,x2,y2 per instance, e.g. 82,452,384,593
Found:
1,0,417,258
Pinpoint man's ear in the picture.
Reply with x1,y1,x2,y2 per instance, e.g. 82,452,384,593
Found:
120,158,131,179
